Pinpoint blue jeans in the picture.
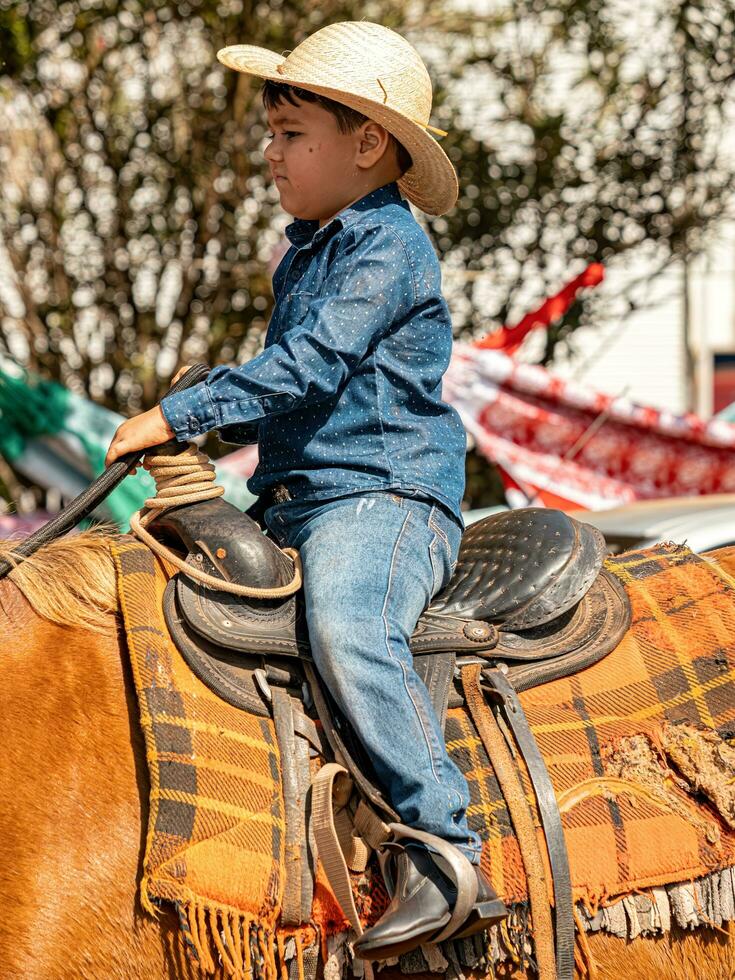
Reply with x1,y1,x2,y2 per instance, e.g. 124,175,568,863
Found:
265,490,482,863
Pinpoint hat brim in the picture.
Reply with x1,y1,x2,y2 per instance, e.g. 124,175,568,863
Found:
217,44,458,216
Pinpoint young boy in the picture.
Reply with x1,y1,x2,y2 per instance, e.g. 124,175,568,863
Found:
105,20,505,958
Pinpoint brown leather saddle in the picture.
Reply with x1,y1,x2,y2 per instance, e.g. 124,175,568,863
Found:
151,497,630,718
148,497,631,980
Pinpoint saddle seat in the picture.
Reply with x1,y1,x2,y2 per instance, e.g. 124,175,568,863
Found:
150,498,630,717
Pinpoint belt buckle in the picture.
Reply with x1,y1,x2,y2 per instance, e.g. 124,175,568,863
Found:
272,484,292,505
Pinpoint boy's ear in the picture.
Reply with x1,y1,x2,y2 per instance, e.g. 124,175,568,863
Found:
355,121,392,169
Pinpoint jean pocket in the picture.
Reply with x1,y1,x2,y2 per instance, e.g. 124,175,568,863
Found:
429,508,463,592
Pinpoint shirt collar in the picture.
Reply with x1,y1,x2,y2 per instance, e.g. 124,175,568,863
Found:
284,182,408,250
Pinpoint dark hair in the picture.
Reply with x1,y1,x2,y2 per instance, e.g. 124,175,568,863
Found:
261,80,413,175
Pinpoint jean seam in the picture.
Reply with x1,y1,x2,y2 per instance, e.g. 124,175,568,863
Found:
429,532,445,597
428,509,450,551
381,511,444,788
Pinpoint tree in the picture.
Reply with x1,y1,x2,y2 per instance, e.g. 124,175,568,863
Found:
0,0,733,512
431,0,735,358
0,0,420,414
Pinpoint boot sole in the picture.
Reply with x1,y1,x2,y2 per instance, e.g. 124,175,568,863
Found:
353,913,452,961
353,898,507,961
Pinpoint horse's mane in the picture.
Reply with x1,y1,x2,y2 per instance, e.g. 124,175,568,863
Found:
0,530,119,632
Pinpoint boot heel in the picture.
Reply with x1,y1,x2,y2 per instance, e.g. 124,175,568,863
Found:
449,898,507,941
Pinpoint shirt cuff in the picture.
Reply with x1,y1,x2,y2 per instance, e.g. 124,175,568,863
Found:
160,381,219,442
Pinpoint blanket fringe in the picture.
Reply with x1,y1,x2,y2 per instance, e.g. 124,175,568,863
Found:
381,866,735,976
578,865,735,939
573,906,599,980
295,932,305,980
175,902,288,979
277,934,288,980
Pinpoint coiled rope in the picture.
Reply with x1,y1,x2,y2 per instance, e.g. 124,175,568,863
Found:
129,443,302,599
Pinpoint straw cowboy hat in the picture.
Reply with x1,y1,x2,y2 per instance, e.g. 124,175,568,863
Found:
216,21,458,216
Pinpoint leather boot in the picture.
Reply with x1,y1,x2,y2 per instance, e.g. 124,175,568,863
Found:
353,845,506,961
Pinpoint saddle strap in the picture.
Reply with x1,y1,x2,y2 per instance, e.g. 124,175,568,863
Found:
460,664,558,980
272,688,312,926
311,763,365,937
414,653,456,732
482,668,575,980
294,724,316,920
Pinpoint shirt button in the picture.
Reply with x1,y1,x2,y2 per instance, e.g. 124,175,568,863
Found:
189,417,201,431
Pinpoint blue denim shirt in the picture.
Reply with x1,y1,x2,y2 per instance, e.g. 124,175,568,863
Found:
160,181,466,522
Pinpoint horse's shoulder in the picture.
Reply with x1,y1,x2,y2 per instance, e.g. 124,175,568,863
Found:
0,577,37,630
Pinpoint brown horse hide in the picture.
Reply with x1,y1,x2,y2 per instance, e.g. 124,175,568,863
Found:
0,581,189,979
0,555,734,979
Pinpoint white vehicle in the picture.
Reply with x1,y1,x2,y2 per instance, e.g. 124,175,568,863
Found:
465,495,735,555
566,495,735,555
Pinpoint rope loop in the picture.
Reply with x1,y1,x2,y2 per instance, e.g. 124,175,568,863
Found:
140,444,224,515
128,442,302,599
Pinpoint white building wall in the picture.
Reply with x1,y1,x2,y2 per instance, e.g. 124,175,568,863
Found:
548,262,689,414
510,219,735,418
689,220,735,417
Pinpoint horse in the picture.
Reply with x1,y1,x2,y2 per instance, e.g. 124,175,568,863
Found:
1,529,734,980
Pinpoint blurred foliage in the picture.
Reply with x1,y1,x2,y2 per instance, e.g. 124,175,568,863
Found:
0,0,733,418
463,447,507,510
435,0,735,357
0,0,375,414
0,0,483,416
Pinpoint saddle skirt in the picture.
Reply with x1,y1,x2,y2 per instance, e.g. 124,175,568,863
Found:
150,499,630,716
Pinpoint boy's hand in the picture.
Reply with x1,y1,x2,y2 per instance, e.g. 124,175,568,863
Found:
105,405,175,468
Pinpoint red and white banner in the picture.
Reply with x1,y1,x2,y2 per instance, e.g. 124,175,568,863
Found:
444,344,735,510
475,263,605,355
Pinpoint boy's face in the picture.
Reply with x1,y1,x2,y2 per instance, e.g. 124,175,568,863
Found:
264,96,375,225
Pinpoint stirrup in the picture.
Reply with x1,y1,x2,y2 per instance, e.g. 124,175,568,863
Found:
381,824,479,944
378,826,506,945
